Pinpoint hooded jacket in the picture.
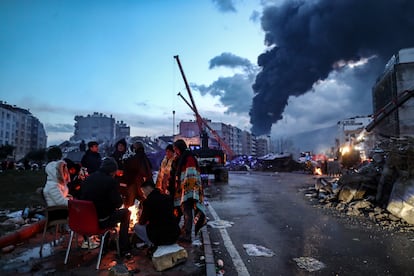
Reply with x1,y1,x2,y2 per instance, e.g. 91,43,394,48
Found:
80,159,123,220
43,160,70,207
111,138,127,170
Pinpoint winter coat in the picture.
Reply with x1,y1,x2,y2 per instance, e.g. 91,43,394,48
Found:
81,150,102,174
139,188,180,246
123,150,152,187
80,169,123,221
43,160,70,207
173,149,206,216
111,139,127,170
155,155,174,192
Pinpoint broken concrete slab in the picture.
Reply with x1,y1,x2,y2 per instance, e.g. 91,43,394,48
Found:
152,244,188,271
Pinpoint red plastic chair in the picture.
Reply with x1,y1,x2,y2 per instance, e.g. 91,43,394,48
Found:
64,199,119,269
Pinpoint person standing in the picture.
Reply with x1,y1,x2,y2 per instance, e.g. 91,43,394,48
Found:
172,139,206,242
80,157,131,256
111,138,127,171
81,141,102,175
111,138,128,200
123,142,152,206
155,144,174,194
134,179,180,256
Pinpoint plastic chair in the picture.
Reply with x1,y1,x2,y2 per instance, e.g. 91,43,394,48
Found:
39,188,68,257
64,199,119,270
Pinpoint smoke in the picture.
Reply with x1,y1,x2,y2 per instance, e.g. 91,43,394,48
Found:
250,0,414,135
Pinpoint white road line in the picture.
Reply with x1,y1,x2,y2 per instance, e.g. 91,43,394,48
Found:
207,203,250,276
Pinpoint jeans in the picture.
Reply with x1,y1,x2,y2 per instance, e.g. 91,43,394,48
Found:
134,224,154,247
181,199,195,239
99,208,131,252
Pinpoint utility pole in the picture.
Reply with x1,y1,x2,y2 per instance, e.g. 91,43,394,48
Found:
172,110,176,137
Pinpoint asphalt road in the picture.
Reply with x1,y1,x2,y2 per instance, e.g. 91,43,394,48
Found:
204,171,414,276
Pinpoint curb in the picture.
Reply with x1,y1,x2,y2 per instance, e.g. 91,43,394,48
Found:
201,226,216,276
0,219,45,249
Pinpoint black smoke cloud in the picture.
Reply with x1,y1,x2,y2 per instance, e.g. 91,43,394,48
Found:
250,0,414,135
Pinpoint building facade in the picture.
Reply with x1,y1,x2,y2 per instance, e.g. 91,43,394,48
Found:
371,48,414,137
71,112,130,144
177,119,264,157
0,101,47,160
255,136,269,157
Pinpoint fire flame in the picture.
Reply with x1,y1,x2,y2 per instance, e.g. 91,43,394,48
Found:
128,201,140,230
314,167,322,175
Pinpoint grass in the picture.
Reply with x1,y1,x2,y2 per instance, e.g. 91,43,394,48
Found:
0,170,46,211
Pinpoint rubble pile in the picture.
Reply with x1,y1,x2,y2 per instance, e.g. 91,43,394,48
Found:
303,137,414,231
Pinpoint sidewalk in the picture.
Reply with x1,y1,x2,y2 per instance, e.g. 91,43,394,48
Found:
0,225,213,275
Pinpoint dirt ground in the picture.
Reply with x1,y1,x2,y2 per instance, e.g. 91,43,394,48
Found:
0,170,45,211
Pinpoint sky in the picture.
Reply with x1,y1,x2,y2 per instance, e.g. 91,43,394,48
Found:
1,0,414,148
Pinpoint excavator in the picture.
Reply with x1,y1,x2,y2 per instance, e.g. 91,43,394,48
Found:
174,55,233,182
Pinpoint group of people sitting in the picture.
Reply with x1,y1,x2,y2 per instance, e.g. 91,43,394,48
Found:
42,138,206,258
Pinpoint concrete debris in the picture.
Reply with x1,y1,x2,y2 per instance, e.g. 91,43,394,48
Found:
108,263,130,276
152,244,188,272
302,137,414,228
293,256,326,272
242,244,275,257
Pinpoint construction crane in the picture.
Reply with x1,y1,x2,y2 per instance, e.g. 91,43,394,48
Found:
174,55,232,181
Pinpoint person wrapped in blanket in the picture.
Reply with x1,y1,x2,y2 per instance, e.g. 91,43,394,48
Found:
172,139,206,242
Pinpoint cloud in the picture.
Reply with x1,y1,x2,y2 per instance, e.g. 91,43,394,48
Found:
209,52,254,72
250,0,414,135
191,52,259,115
211,0,237,12
193,74,255,114
44,123,74,133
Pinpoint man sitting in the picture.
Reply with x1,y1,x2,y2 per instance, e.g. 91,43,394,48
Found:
134,179,180,256
81,157,131,256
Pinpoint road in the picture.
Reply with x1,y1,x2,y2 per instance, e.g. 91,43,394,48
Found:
204,172,414,276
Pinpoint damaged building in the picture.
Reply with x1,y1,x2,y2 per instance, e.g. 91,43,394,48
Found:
308,48,414,227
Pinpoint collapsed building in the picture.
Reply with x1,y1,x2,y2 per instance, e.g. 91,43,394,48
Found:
308,48,414,226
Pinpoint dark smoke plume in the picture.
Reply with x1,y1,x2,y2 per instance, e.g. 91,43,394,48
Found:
250,0,414,135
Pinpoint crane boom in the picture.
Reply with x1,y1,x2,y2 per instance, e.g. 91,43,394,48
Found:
174,55,235,159
173,55,203,132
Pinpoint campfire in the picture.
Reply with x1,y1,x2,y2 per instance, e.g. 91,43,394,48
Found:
314,167,322,175
128,201,140,230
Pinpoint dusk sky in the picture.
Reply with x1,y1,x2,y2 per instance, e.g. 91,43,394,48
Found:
1,0,266,146
1,0,413,148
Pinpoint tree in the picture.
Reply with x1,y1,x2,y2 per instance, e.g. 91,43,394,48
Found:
25,149,47,163
0,145,15,159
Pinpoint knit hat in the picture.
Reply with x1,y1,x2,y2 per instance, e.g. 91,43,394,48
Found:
99,157,118,173
88,141,99,148
141,179,155,189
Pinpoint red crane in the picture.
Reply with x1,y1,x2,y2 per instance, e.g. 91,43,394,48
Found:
174,55,235,160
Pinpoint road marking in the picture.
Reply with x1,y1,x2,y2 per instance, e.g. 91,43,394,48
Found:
207,204,250,276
